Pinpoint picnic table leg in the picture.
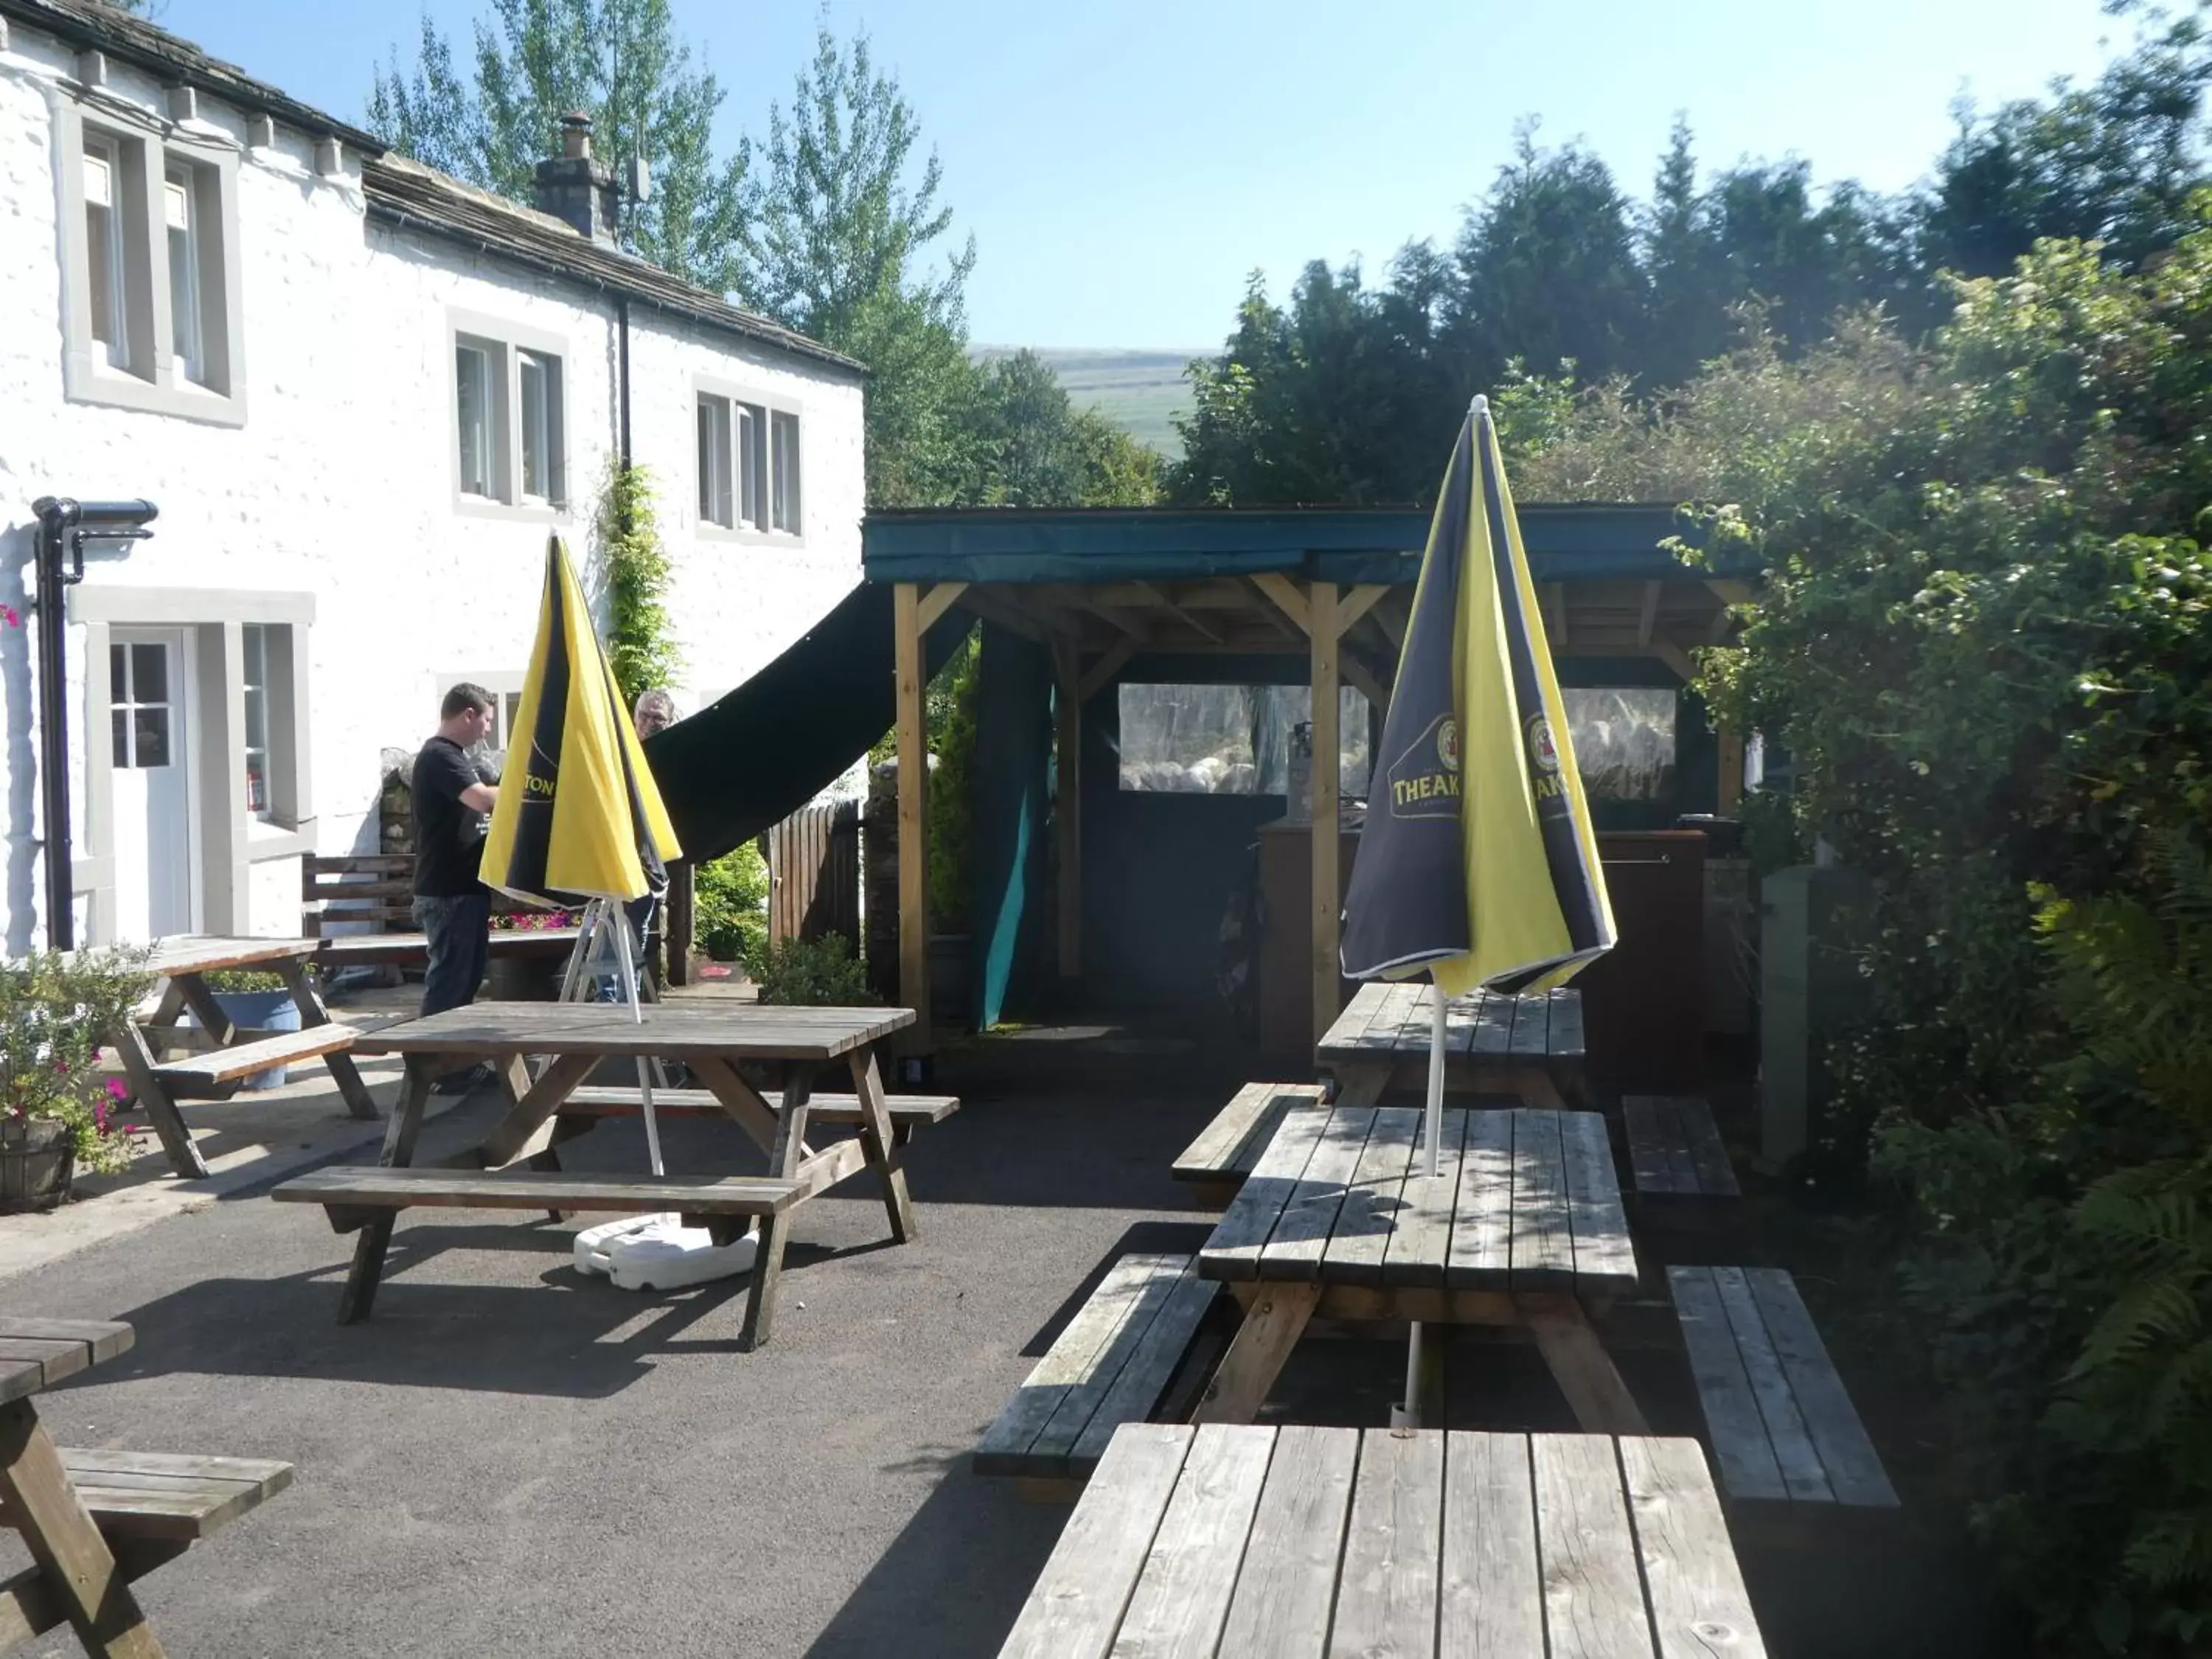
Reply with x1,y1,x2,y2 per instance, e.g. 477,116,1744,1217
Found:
141,981,188,1053
1519,1292,1649,1433
338,1056,435,1325
1190,1284,1319,1425
0,1399,164,1658
846,1050,917,1244
111,1020,206,1180
1328,1066,1385,1109
740,1068,814,1352
167,974,236,1048
272,956,380,1121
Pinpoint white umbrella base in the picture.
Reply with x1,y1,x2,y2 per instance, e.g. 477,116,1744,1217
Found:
574,1214,760,1292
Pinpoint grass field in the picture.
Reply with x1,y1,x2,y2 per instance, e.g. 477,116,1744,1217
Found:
972,345,1208,456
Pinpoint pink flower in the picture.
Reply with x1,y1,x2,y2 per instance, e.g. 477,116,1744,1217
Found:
0,604,17,628
104,1077,128,1102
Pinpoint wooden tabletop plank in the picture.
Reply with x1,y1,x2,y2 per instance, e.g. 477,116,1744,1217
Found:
1332,1427,1444,1659
1317,982,1393,1057
349,1000,914,1061
0,1340,95,1399
977,1253,1190,1473
1470,994,1515,1057
1507,1111,1576,1291
1382,984,1434,1054
1680,1101,1742,1199
1665,1268,1791,1505
998,1424,1191,1659
1711,1267,1834,1503
1108,1425,1276,1659
0,1321,132,1367
1617,1436,1770,1658
1743,1269,1900,1509
1321,1107,1421,1287
1531,1434,1655,1659
1439,1431,1544,1659
86,935,319,978
1200,1105,1332,1282
1214,1424,1359,1659
1560,1113,1639,1298
1444,1110,1515,1289
1506,993,1552,1060
1381,1110,1467,1288
1257,1108,1375,1281
1546,990,1586,1060
1621,1099,1694,1197
1441,994,1482,1058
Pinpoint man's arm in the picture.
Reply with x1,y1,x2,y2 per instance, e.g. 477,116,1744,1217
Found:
460,782,498,813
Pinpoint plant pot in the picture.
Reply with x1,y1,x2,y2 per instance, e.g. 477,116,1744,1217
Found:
0,1118,76,1213
927,933,972,1029
207,990,302,1091
485,953,563,1002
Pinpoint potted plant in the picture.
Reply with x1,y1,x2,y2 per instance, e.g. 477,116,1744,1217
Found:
0,948,150,1209
198,970,301,1089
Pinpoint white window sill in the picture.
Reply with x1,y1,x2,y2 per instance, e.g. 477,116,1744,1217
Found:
695,522,807,549
244,819,317,862
454,493,572,524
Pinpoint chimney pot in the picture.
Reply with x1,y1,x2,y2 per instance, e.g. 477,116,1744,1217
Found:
535,115,619,244
560,112,593,160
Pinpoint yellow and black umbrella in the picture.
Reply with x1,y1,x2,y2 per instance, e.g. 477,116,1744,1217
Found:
481,535,682,908
1341,396,1615,1174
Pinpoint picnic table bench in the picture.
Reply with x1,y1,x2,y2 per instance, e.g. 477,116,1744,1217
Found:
998,1422,1766,1659
1194,1102,1645,1432
0,1317,293,1658
1317,981,1586,1109
272,1001,928,1349
1169,1082,1326,1208
96,936,379,1178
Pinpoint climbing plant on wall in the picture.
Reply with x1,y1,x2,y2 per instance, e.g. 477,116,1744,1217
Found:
599,462,681,709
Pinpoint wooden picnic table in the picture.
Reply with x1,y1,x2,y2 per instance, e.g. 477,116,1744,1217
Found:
999,1422,1766,1659
1317,980,1586,1108
288,1001,916,1348
1193,1102,1646,1433
101,936,378,1179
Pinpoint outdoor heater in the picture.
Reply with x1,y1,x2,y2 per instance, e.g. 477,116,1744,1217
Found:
29,495,158,950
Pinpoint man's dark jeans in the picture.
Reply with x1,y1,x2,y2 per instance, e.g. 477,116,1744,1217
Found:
414,892,490,1018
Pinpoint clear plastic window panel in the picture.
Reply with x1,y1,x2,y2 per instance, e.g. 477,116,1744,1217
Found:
1117,684,1372,796
1560,687,1677,800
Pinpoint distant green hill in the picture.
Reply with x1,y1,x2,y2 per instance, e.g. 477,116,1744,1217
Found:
971,346,1208,457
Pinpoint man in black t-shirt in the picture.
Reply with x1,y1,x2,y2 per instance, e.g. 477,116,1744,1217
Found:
411,684,501,1044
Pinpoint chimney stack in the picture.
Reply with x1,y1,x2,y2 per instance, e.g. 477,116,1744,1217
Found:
534,112,618,245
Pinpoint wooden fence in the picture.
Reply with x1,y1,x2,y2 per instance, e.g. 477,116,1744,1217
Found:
768,798,860,949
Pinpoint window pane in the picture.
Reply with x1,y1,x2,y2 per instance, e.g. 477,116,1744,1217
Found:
242,624,267,691
111,707,128,768
167,169,201,383
244,683,267,751
456,345,491,495
737,404,762,528
109,642,125,698
85,149,123,366
245,752,267,815
771,411,801,532
133,706,170,768
518,352,547,498
1252,686,1372,797
1561,688,1677,801
131,644,167,701
1117,684,1262,793
698,396,732,526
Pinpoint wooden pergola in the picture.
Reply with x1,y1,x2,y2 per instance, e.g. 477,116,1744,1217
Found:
866,506,1751,1051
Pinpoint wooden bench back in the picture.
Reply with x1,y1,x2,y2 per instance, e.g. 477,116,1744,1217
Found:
301,853,414,936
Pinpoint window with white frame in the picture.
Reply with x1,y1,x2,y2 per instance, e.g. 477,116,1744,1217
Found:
696,385,801,538
60,108,243,420
242,624,271,818
451,324,566,511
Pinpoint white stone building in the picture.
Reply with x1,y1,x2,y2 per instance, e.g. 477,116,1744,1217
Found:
0,0,868,952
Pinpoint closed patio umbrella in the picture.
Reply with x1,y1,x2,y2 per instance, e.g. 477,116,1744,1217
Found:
1339,394,1615,1425
481,534,684,1170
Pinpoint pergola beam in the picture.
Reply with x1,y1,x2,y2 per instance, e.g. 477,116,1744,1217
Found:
1054,640,1082,977
1133,580,1224,644
1637,580,1661,647
1078,637,1141,702
917,581,970,633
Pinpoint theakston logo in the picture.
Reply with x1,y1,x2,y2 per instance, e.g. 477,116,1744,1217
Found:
1526,711,1568,803
1388,711,1461,820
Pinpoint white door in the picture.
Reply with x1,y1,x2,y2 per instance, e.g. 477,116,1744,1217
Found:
109,630,195,942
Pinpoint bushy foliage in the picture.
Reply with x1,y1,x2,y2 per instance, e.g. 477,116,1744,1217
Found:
1,949,151,1175
752,933,873,1007
692,842,768,968
925,628,980,930
599,464,681,710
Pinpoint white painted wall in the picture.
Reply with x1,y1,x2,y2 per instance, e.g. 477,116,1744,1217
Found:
0,19,865,950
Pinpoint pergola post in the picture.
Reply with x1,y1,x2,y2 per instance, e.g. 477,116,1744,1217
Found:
1310,580,1341,1050
1054,639,1082,978
894,582,931,1036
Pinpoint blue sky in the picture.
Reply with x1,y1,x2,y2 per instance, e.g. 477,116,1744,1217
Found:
164,0,2131,349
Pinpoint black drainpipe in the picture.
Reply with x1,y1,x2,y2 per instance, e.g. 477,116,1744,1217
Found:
28,497,156,950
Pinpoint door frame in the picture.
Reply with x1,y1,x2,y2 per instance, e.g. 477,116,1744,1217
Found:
108,624,205,938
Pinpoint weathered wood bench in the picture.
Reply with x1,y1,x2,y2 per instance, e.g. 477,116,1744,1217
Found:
0,1450,295,1650
273,1166,804,1321
1624,1096,1742,1206
1669,1265,1899,1527
975,1253,1222,1497
302,852,415,938
147,1024,361,1099
560,1087,959,1147
1169,1082,1326,1208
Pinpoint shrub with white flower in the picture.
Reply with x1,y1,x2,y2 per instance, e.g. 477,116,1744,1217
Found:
1,947,152,1175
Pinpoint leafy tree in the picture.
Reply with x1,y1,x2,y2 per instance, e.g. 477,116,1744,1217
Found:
735,24,981,506
367,0,746,293
968,351,1161,506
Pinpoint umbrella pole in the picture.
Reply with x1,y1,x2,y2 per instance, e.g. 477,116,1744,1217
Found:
605,903,665,1180
1425,981,1446,1179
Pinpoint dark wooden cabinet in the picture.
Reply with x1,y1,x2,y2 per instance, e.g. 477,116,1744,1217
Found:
1577,831,1706,1088
1256,818,1360,1062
